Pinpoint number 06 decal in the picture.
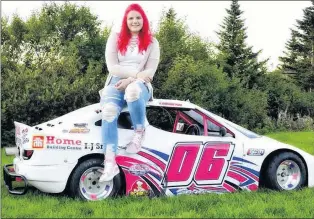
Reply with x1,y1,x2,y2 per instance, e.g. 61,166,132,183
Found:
162,142,235,187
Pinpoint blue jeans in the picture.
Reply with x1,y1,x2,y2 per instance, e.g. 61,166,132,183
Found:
100,76,152,154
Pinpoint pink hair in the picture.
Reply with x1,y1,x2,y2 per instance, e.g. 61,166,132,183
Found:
118,3,152,55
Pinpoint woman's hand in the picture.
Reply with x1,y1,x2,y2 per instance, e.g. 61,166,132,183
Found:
136,73,152,83
115,78,132,91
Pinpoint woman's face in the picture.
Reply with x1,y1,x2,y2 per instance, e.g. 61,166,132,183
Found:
127,10,143,34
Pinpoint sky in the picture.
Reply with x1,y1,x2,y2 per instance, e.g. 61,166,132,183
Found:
2,1,312,71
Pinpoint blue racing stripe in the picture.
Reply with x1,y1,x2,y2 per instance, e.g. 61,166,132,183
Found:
142,147,169,161
233,157,257,166
233,164,260,177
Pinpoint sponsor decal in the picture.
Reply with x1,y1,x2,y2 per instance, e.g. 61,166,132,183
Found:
22,128,28,134
129,180,149,197
32,136,45,149
46,136,81,145
176,187,217,195
32,135,83,150
35,126,43,131
22,138,29,144
162,142,235,187
46,136,82,150
46,145,82,150
95,109,102,114
84,143,104,151
129,164,150,176
159,102,182,107
69,123,90,134
247,148,265,156
21,128,29,144
16,126,21,135
74,123,88,128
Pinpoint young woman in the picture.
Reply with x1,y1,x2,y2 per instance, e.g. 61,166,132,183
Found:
99,3,160,182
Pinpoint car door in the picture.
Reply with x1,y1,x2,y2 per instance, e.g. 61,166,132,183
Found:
142,107,244,195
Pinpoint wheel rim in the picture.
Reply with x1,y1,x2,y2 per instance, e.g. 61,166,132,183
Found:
276,160,301,190
79,166,114,200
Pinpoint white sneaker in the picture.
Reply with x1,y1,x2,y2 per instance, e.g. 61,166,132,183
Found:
99,161,120,182
126,130,145,154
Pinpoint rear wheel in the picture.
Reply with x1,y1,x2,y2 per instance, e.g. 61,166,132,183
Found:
264,152,307,190
69,158,122,200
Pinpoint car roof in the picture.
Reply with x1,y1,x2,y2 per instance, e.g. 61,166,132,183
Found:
53,99,196,118
146,99,196,109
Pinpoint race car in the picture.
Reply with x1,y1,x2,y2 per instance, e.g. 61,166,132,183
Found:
3,98,314,201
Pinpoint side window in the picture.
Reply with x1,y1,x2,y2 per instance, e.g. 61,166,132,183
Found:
206,120,221,136
94,112,133,130
146,107,176,132
180,110,204,135
182,110,231,137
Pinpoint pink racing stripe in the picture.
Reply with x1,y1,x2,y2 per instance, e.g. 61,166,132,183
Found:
230,166,259,182
227,170,247,183
247,184,258,191
116,155,160,174
145,174,162,192
223,182,236,192
138,151,166,171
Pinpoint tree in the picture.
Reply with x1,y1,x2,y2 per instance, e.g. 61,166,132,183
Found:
216,0,268,89
153,7,211,98
279,1,314,92
1,2,108,146
262,72,302,120
162,55,228,111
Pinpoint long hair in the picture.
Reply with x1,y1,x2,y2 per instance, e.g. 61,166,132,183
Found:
118,3,152,55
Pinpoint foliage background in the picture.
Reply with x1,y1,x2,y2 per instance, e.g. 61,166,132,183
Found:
1,1,314,147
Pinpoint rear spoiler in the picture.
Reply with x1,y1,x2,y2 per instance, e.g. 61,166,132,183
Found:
14,122,32,150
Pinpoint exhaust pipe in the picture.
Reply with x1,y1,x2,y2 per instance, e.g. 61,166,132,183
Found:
5,147,18,156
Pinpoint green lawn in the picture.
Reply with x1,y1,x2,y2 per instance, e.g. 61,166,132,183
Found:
1,131,314,218
267,131,314,155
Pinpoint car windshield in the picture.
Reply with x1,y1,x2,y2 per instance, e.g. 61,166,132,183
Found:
224,120,261,138
198,108,261,138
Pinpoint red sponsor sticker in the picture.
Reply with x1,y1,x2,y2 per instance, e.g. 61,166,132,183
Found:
16,126,21,135
32,136,44,148
159,102,182,107
130,180,149,196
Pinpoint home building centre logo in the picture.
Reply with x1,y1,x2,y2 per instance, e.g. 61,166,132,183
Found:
32,136,44,149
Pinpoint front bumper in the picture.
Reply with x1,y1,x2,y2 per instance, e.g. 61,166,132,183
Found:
307,156,314,188
3,164,28,195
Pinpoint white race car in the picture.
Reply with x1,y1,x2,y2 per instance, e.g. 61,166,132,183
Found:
3,99,314,201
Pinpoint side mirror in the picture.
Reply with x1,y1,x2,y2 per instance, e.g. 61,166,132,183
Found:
219,127,227,137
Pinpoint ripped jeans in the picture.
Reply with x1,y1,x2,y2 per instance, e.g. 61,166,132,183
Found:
100,76,152,154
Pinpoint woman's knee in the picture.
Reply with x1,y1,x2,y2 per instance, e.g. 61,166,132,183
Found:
101,85,118,97
124,82,142,102
102,102,120,122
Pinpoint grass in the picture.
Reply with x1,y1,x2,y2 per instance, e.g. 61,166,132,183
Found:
1,131,314,218
267,131,314,155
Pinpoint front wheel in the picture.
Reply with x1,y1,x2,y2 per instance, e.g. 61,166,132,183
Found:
68,158,122,201
264,152,307,191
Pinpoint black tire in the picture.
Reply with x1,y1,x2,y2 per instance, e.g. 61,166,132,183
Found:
264,152,307,191
68,158,122,201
